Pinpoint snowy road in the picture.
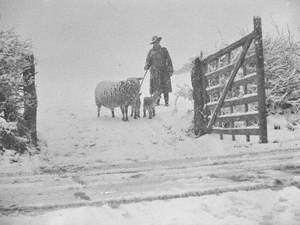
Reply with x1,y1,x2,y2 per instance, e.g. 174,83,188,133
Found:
0,147,299,215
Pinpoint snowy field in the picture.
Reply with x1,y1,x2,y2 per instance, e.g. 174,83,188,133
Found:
1,72,300,172
1,72,300,225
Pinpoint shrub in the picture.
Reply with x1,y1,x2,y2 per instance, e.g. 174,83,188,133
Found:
0,29,33,152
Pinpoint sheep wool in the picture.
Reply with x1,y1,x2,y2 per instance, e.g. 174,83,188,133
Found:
95,79,140,120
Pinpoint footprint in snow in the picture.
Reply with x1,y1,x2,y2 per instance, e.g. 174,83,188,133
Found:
108,202,120,209
130,174,144,179
72,176,86,185
74,191,91,201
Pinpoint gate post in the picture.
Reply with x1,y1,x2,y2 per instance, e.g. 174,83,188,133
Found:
23,54,38,146
254,17,268,143
191,57,207,136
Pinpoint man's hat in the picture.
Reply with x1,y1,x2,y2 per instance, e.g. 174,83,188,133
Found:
150,35,162,44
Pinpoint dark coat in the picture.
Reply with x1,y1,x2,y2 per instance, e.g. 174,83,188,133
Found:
145,46,173,94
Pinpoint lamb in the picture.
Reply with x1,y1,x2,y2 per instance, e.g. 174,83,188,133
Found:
143,91,161,119
126,77,142,119
95,78,141,121
130,93,141,119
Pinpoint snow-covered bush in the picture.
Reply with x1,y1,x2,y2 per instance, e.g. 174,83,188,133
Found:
174,84,193,102
0,29,32,121
0,118,27,152
0,29,33,152
263,28,300,114
174,84,193,112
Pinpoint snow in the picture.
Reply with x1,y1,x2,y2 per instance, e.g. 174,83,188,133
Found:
1,186,300,225
36,72,300,160
0,71,300,224
0,118,17,133
0,72,299,172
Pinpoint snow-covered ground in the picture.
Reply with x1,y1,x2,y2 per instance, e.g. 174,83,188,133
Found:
1,72,300,172
34,72,300,165
0,72,300,224
1,187,300,225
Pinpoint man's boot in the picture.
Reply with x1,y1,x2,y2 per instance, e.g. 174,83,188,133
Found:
164,93,169,106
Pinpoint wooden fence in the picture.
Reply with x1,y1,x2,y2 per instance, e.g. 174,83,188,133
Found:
191,17,267,143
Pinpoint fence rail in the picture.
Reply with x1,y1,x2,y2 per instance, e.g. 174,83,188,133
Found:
202,32,256,64
191,17,267,143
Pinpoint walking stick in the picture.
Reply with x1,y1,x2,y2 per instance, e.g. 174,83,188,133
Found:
131,70,148,119
139,69,148,89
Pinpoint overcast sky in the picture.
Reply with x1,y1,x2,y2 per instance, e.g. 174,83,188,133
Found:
0,0,299,83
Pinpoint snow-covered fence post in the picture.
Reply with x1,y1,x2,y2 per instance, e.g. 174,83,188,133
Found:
191,57,208,136
254,17,268,143
23,54,38,146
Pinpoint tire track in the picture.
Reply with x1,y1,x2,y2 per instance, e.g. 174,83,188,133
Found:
0,148,299,215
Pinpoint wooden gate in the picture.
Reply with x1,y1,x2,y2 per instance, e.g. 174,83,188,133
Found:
191,17,267,143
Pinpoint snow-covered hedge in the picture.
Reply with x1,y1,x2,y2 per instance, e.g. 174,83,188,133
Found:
0,118,27,152
0,29,33,152
263,28,300,113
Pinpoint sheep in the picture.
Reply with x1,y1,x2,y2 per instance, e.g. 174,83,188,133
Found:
143,91,161,119
130,93,141,119
126,77,143,119
95,78,141,121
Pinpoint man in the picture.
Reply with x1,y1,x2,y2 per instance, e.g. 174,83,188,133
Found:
144,36,173,106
